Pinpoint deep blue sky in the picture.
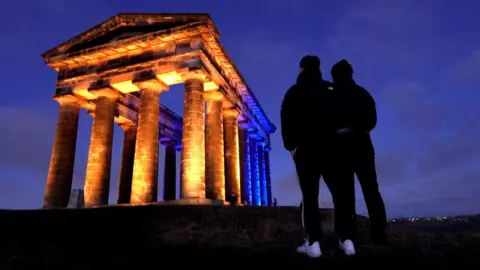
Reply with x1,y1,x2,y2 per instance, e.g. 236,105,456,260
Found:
0,0,479,218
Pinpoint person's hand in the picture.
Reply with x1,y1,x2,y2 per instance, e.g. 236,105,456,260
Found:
336,128,353,134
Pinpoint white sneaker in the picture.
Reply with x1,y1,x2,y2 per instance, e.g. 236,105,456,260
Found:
297,239,322,258
339,239,356,256
296,239,308,253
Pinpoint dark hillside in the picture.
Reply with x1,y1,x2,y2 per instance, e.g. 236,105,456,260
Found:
1,206,479,268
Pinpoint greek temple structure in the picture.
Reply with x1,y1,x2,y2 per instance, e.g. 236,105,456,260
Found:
41,13,276,208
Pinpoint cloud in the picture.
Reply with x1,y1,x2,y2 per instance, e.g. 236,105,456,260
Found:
241,1,480,217
0,105,174,208
448,48,480,85
0,107,55,173
273,71,480,217
326,0,443,77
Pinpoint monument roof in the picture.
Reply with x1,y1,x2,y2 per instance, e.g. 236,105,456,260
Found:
42,13,220,60
42,13,276,136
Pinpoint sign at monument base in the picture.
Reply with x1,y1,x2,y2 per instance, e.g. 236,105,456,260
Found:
67,189,85,209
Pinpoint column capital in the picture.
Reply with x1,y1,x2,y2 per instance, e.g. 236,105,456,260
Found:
247,130,259,139
118,121,137,132
238,120,252,129
161,139,177,147
181,69,209,82
53,94,78,105
88,85,123,99
257,140,267,147
132,70,169,93
223,108,240,118
204,90,223,101
133,78,168,93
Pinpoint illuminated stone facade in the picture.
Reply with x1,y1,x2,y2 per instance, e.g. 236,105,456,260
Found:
41,13,275,208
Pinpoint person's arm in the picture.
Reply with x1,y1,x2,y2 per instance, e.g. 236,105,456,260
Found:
357,86,377,132
281,86,298,152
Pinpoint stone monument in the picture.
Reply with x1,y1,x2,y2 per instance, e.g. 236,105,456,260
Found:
41,13,276,209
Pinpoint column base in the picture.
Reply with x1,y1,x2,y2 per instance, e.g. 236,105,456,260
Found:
96,199,232,207
155,199,231,206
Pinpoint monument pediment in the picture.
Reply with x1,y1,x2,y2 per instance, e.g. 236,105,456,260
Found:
42,13,219,61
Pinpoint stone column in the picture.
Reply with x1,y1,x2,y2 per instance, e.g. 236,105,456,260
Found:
180,72,206,199
130,77,168,204
204,91,225,200
117,122,136,204
178,151,183,199
43,95,80,209
224,109,241,204
257,142,268,206
239,128,252,205
265,146,272,206
163,143,176,201
249,136,261,206
84,88,121,207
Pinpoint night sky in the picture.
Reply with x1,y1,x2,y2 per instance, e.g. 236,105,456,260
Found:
0,0,479,218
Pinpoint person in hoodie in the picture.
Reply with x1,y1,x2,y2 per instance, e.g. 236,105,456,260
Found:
329,59,388,253
280,55,336,258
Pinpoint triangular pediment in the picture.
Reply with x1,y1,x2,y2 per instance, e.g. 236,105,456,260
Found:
42,13,219,61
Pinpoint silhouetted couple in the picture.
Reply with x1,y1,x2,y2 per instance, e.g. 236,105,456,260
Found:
280,55,387,258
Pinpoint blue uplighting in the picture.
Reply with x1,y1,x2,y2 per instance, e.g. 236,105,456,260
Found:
245,137,253,205
264,147,272,206
258,143,268,206
249,138,261,206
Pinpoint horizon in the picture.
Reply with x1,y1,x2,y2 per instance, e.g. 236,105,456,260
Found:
0,0,479,218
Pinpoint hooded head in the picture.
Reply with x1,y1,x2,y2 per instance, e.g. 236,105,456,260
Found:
331,59,354,84
299,55,321,75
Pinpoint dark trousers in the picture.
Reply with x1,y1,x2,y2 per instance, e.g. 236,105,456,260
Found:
332,134,387,244
293,147,334,245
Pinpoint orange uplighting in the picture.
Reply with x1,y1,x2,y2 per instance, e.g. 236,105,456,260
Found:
110,81,139,93
41,13,275,208
156,71,183,85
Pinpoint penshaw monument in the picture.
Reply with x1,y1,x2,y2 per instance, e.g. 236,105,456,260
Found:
41,13,276,209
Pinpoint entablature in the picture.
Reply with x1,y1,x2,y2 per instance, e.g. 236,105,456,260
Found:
44,17,275,143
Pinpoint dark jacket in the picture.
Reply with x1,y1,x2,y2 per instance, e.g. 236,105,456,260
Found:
280,71,335,152
332,80,377,132
332,79,377,154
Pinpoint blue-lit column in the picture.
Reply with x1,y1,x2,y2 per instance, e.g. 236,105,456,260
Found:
264,146,272,206
239,128,252,205
249,136,261,206
257,142,268,206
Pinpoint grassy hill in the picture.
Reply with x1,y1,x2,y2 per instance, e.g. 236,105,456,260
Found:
1,205,480,268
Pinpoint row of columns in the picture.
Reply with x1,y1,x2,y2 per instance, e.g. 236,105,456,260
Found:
238,130,272,206
43,72,271,208
202,90,272,205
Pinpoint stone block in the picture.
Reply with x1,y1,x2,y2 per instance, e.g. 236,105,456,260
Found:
67,189,85,209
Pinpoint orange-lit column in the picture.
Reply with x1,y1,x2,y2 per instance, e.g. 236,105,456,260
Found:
204,91,225,200
130,78,168,204
84,87,121,207
117,122,136,204
180,72,206,199
163,142,176,201
223,108,241,204
43,94,80,209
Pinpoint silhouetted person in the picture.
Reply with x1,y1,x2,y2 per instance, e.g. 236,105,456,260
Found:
330,59,388,251
280,55,336,258
226,194,237,206
273,198,278,207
